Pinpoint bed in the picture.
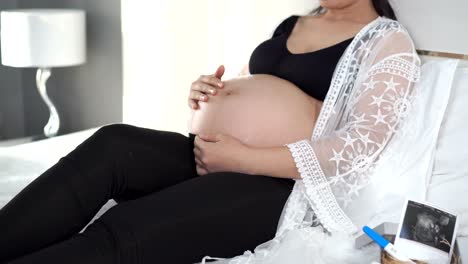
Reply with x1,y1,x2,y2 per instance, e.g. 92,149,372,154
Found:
0,127,123,227
0,128,118,222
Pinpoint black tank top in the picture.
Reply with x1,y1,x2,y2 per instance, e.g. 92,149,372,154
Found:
248,15,353,101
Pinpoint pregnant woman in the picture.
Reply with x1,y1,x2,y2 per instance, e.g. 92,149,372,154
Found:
0,0,421,263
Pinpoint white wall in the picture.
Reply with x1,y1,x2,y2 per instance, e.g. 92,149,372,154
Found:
122,0,317,134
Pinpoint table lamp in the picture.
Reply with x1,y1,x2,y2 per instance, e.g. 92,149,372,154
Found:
1,9,86,137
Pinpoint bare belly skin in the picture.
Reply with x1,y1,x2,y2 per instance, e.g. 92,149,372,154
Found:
189,74,322,147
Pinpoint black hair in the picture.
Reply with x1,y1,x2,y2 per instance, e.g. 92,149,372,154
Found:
312,0,397,20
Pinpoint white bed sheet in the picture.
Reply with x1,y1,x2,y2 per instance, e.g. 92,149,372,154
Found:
0,128,98,209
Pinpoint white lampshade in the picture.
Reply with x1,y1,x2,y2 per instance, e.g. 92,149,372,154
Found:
1,9,86,68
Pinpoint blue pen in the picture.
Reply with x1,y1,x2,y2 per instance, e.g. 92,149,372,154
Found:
363,226,415,263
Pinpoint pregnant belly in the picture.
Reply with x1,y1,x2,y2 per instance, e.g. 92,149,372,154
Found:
189,74,322,147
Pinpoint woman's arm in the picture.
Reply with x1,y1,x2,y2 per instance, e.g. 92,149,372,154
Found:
244,146,300,179
194,133,299,178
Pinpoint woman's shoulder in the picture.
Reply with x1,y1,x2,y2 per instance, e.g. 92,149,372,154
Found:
362,17,419,65
272,15,300,37
367,17,415,46
372,17,410,36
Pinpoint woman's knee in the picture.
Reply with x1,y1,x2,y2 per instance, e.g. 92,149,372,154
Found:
65,124,134,161
94,124,136,140
79,124,140,154
94,124,185,146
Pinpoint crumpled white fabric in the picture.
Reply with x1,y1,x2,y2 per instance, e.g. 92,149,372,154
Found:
199,226,380,264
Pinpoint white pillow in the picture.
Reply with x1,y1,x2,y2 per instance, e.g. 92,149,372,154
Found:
428,63,468,236
363,58,458,231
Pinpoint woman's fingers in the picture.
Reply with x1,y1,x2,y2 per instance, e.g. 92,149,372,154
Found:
193,147,202,160
189,90,209,102
188,69,225,109
193,137,204,156
196,165,208,176
214,65,225,79
188,99,198,109
188,82,214,110
192,80,219,95
194,156,203,167
200,75,224,89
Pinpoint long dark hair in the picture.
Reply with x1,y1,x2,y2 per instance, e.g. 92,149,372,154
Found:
312,0,397,20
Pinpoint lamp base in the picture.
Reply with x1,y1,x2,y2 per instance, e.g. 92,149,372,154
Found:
36,68,60,137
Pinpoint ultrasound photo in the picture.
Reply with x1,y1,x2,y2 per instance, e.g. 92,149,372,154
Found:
398,200,457,253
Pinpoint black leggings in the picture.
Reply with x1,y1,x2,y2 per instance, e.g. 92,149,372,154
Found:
0,124,295,264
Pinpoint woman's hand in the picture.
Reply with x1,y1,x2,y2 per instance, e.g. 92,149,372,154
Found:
188,65,225,110
193,133,251,176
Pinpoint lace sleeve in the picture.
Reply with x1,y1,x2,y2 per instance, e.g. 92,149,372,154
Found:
286,26,421,234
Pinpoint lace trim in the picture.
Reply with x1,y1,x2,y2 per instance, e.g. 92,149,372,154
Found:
275,182,309,237
368,54,421,82
287,141,358,234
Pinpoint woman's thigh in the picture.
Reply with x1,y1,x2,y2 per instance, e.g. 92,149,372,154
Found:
96,172,295,263
66,124,198,200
